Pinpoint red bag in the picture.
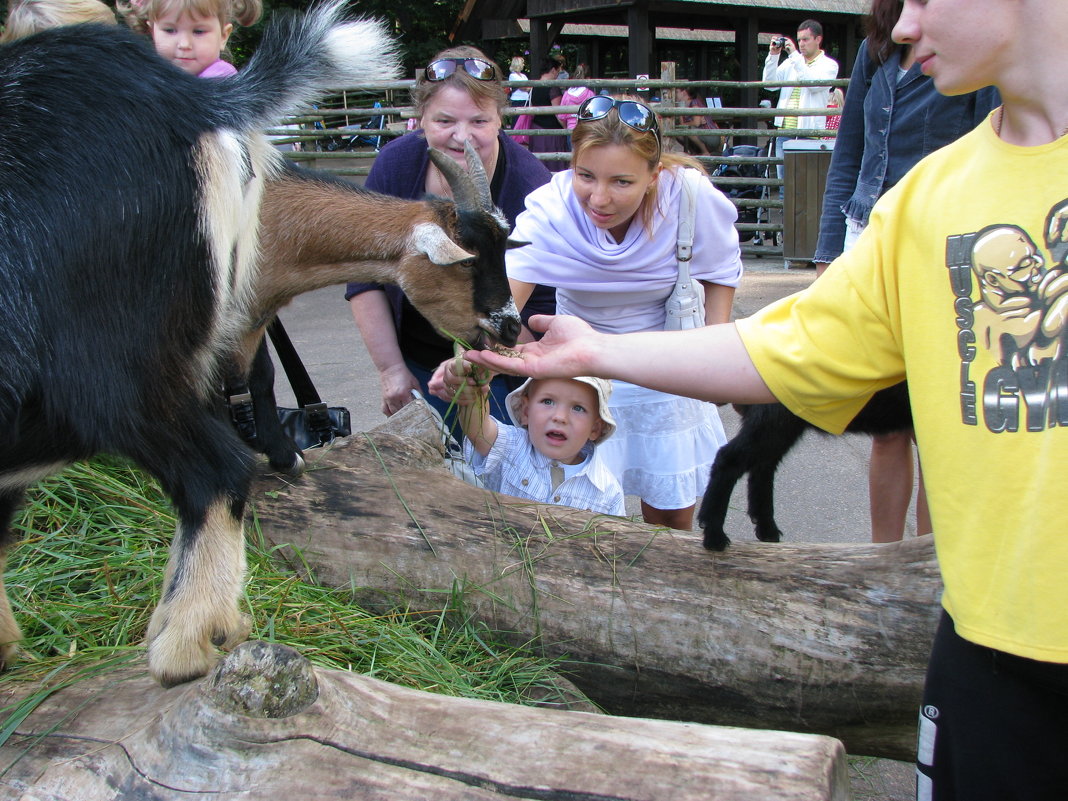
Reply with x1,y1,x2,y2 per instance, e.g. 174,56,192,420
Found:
510,95,533,147
511,113,533,147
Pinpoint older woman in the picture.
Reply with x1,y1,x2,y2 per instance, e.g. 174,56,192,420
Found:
346,46,552,429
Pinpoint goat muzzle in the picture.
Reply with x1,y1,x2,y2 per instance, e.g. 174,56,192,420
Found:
476,314,521,351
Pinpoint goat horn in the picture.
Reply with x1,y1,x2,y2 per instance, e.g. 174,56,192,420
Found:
427,146,481,213
462,139,494,211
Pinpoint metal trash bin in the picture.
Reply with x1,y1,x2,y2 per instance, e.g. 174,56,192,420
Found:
782,139,835,265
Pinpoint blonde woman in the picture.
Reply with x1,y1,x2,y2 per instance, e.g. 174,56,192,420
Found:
438,96,742,530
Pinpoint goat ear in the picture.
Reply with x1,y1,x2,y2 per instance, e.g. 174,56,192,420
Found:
506,237,531,250
412,222,476,265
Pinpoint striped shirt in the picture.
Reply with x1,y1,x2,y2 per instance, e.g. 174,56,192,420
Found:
464,423,626,516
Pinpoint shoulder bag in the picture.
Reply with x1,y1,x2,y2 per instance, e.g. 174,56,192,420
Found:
269,318,352,450
664,169,706,330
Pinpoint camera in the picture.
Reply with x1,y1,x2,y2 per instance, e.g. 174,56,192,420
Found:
774,37,787,48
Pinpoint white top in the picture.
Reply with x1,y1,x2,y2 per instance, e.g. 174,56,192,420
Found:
464,423,626,516
509,71,530,102
508,167,743,334
762,50,840,129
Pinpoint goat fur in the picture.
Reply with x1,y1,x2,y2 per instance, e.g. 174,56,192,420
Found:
234,163,524,474
698,383,913,551
0,4,518,686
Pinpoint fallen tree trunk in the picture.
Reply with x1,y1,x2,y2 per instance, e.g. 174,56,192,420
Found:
251,426,943,762
0,641,849,800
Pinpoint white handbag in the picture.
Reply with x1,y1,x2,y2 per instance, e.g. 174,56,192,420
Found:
664,169,706,330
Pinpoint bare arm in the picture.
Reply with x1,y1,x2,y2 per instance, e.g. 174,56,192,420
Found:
509,277,538,344
510,277,536,313
349,290,419,416
702,281,736,326
465,314,775,405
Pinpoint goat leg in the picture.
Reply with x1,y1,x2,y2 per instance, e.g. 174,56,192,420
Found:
247,338,305,477
738,403,809,544
698,438,748,551
142,417,255,687
746,459,785,543
0,492,25,670
699,403,810,550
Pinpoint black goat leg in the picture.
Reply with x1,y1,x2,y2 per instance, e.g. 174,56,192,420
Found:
741,404,809,543
699,403,809,550
698,435,750,551
747,458,786,543
247,338,305,477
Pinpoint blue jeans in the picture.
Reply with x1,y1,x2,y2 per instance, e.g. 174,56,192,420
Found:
774,134,793,203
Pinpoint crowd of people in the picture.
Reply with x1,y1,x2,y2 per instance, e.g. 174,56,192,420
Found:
6,0,1066,796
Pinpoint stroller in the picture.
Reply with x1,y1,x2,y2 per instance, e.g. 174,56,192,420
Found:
314,100,387,152
712,144,770,245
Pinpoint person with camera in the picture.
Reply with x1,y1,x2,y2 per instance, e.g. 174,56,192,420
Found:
762,19,839,198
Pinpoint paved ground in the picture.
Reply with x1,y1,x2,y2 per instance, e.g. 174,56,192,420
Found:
267,256,919,801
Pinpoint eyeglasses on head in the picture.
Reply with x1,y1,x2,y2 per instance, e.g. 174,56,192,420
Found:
424,57,497,82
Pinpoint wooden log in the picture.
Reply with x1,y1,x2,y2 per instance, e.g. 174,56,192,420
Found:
251,431,943,762
0,641,850,800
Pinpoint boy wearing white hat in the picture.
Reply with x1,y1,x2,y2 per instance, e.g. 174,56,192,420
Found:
447,360,625,516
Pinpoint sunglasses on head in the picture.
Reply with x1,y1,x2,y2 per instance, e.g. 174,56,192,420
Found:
576,96,661,142
424,57,497,82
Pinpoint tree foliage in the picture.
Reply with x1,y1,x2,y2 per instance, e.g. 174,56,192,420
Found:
231,0,468,74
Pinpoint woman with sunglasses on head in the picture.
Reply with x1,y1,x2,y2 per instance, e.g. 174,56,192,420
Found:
437,95,742,530
346,46,553,430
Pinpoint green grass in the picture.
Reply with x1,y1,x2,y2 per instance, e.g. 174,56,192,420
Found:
0,456,582,722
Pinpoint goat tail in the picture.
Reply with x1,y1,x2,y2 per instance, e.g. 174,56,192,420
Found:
220,0,401,131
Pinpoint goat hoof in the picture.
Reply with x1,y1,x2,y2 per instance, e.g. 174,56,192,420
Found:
0,642,18,673
212,613,252,648
147,608,252,688
755,525,783,543
270,452,305,478
702,530,731,552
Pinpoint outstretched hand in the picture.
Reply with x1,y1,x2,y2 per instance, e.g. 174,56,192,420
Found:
464,314,604,380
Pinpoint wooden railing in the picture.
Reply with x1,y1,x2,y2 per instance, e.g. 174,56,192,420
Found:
267,75,847,257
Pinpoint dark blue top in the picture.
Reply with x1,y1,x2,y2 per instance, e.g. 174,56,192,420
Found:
345,130,552,368
814,40,1000,263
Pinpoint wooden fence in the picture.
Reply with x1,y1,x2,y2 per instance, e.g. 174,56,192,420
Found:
267,75,848,257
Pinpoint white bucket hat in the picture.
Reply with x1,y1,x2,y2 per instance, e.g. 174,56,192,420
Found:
505,376,617,443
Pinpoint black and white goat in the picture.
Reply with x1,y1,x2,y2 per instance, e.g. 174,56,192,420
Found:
698,383,912,551
0,3,521,686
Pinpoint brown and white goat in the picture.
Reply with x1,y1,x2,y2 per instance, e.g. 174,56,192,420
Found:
0,5,519,686
234,142,522,474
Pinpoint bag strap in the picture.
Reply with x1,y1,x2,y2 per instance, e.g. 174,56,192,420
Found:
267,317,323,408
676,168,699,279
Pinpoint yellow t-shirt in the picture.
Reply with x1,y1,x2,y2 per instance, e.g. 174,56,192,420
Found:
737,115,1068,663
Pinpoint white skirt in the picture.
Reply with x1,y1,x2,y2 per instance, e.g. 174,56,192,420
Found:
595,380,727,510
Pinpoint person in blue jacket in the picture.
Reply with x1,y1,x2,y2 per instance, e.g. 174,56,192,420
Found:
813,0,999,544
346,46,552,431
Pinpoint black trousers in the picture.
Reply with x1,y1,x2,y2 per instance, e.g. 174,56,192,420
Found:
917,611,1068,800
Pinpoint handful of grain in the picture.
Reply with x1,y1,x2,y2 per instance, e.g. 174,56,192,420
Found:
489,343,524,359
